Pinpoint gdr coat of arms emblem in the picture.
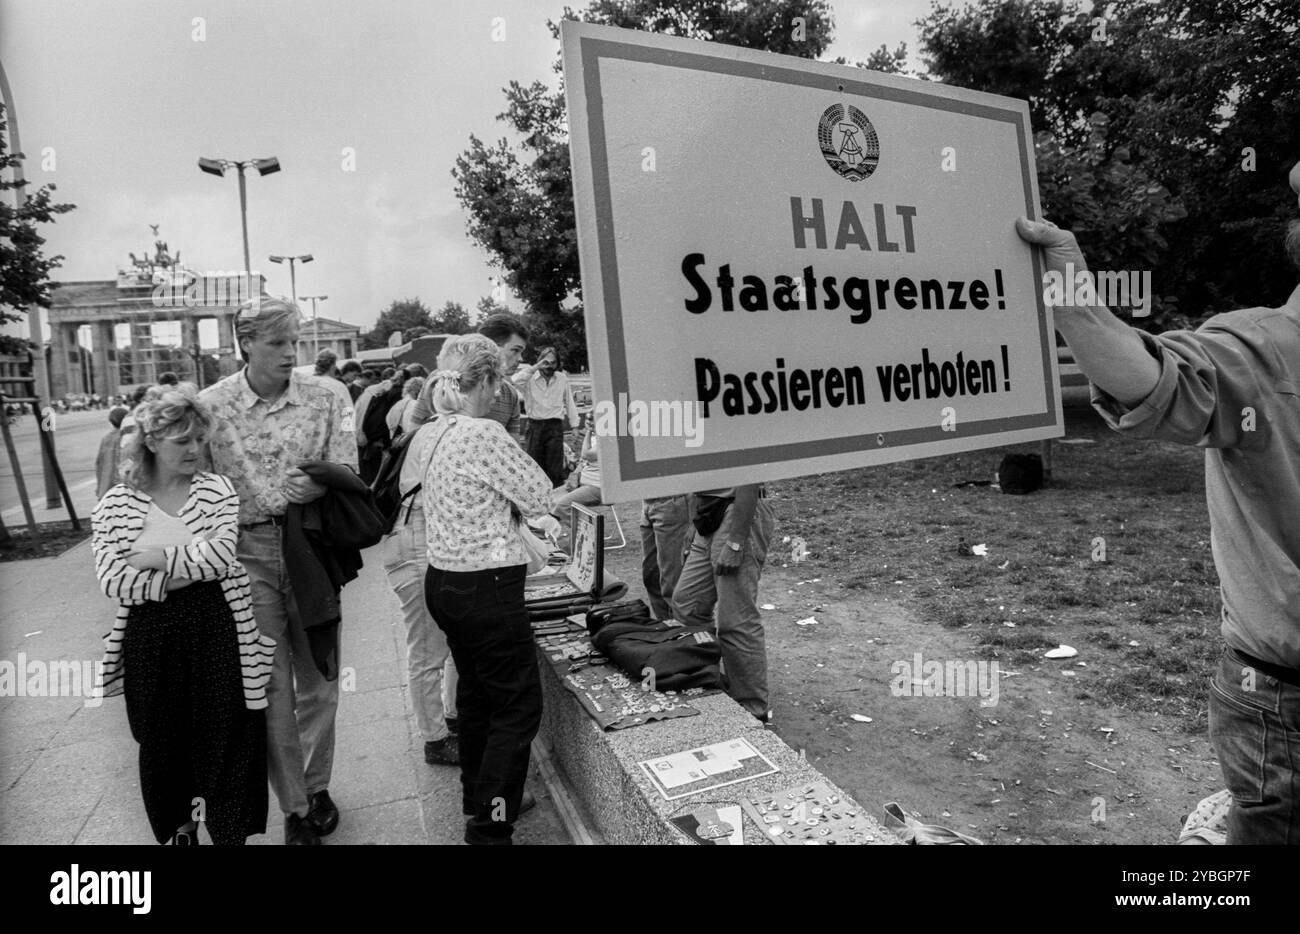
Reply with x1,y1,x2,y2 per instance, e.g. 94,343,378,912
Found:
818,103,880,182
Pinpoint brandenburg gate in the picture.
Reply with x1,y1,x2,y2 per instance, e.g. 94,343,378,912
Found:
46,237,265,398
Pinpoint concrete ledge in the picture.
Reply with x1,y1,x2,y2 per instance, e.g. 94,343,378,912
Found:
536,646,896,845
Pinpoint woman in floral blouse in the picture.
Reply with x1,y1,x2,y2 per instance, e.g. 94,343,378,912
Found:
418,335,554,845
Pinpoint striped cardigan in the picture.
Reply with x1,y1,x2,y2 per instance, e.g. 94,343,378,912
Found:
91,472,275,710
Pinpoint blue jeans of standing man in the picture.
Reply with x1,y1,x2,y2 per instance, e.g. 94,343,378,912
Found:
672,499,775,718
382,506,457,742
238,524,339,819
1209,646,1300,844
640,495,690,621
425,563,542,845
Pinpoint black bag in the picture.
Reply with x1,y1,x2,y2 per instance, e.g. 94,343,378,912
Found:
997,453,1043,494
591,618,723,692
370,428,421,534
692,494,732,537
586,599,652,637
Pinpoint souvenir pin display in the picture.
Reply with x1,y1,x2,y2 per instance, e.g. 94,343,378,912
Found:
740,780,878,845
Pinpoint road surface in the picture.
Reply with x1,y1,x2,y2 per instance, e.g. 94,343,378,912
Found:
0,408,109,521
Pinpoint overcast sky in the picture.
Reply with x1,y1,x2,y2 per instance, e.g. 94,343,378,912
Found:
1,0,935,344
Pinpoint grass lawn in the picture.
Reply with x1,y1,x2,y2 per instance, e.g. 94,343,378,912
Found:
772,403,1221,732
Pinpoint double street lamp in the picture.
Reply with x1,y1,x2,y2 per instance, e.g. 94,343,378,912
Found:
300,294,329,358
268,252,312,303
197,156,281,275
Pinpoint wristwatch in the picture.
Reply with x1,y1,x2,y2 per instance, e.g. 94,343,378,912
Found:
727,541,743,553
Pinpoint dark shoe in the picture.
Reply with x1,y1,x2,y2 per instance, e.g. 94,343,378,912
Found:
307,790,339,836
284,812,321,846
424,735,460,766
445,716,460,735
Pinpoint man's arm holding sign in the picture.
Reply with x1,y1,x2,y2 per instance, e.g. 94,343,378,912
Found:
1017,215,1287,450
1014,218,1160,408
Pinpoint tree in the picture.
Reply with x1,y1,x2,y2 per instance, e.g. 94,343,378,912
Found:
917,0,1300,327
476,295,511,319
1,103,76,355
453,0,837,370
361,298,434,349
431,300,472,334
834,42,912,76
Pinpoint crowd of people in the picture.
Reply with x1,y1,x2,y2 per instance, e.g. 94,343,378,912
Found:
88,304,779,846
86,161,1300,847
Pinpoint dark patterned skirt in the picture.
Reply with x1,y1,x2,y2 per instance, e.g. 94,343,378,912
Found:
124,580,267,844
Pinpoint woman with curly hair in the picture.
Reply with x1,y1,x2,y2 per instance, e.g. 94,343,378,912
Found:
93,382,275,845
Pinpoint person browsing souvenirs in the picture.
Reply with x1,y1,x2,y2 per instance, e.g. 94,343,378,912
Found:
417,334,557,845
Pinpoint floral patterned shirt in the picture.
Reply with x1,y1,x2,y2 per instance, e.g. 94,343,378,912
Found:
416,414,551,571
199,369,358,525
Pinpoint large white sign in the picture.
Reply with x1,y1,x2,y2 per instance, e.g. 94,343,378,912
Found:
562,22,1062,501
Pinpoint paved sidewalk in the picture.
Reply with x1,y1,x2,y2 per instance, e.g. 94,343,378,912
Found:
0,535,570,846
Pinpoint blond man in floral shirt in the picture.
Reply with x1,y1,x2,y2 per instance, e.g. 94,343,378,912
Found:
200,297,357,845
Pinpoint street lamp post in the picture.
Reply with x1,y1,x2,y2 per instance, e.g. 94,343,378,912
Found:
268,253,312,304
197,156,281,274
300,295,329,359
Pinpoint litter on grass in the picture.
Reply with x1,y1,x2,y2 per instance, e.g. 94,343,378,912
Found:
1044,645,1078,659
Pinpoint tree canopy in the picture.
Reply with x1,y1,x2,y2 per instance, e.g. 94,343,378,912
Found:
361,298,435,349
919,0,1300,327
1,103,76,355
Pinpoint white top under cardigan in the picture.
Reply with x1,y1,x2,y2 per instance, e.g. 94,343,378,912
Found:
91,472,276,710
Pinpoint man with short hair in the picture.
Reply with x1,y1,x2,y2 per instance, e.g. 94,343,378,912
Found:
515,346,578,487
340,361,364,402
1015,157,1300,844
199,297,357,845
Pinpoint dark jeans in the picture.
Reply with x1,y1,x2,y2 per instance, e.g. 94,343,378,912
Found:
1209,646,1300,844
525,418,566,487
425,563,542,845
